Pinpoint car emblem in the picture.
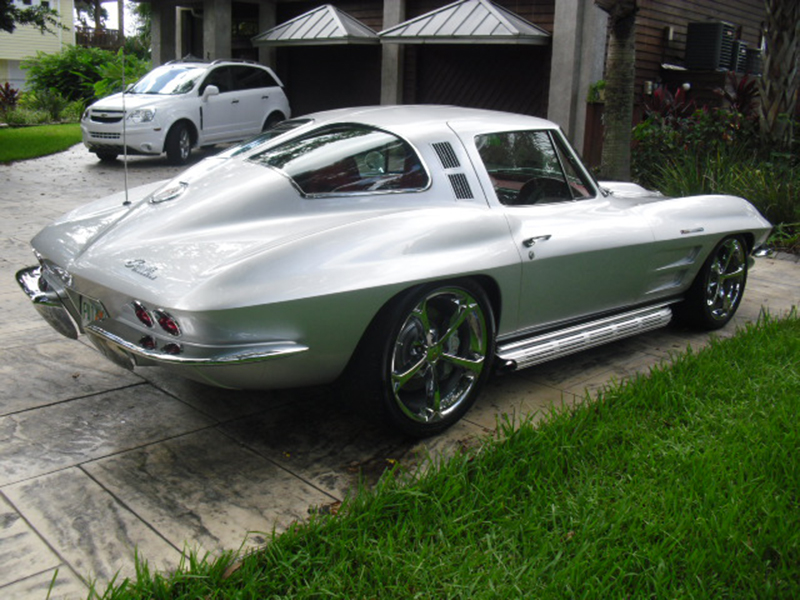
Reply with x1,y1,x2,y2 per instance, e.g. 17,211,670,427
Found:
124,259,159,280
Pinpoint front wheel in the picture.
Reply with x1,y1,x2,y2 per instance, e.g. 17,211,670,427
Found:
676,236,748,330
165,122,192,165
95,151,118,163
352,281,496,437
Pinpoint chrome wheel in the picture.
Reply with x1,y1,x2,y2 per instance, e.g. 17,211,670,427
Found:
178,128,191,161
390,287,490,425
676,235,748,330
703,237,747,323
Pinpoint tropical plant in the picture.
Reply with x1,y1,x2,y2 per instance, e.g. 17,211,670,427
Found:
22,45,114,103
0,81,20,115
22,45,151,103
89,49,150,99
0,0,65,34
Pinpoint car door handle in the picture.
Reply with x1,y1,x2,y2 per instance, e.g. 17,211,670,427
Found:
231,99,240,104
523,235,552,248
262,95,269,99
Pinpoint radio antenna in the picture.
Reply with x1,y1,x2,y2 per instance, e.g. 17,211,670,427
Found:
122,45,130,206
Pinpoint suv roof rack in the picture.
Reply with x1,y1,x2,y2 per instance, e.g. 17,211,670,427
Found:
210,58,262,66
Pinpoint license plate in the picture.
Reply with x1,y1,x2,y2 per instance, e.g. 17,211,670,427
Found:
80,295,108,326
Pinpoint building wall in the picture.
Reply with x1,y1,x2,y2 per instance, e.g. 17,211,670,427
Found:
0,0,75,88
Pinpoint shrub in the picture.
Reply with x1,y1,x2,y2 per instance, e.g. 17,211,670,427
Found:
651,148,799,226
21,45,150,104
90,48,150,99
2,107,51,126
22,45,114,103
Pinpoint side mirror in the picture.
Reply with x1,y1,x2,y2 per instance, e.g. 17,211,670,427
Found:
202,85,220,100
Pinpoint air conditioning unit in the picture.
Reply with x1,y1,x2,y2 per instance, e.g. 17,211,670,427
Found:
730,41,748,73
685,21,735,71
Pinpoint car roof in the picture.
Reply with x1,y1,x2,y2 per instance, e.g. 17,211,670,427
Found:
297,105,559,137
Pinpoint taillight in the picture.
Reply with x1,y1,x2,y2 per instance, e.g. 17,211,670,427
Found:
154,309,181,336
133,301,154,327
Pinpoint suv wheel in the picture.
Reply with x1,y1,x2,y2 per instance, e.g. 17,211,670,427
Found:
96,151,118,163
165,123,192,165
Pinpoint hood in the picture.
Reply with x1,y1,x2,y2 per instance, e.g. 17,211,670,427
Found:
88,92,185,112
599,181,666,203
32,159,415,308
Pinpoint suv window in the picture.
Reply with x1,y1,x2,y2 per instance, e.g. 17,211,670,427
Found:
199,67,233,94
475,130,594,205
252,124,428,195
233,66,279,90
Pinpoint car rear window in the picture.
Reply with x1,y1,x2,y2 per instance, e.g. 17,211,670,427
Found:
251,124,428,196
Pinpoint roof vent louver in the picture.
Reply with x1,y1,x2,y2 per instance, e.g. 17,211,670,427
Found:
432,142,460,169
448,173,473,199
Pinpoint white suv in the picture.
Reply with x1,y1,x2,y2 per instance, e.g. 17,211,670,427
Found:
81,59,291,165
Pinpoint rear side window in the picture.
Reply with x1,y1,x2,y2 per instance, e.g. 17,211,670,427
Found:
251,124,428,196
233,66,279,90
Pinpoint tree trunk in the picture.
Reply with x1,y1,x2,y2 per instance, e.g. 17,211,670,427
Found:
758,0,799,153
597,1,637,181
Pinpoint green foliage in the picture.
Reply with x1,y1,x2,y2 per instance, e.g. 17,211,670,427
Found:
0,124,81,163
587,79,605,103
90,49,150,99
1,107,51,126
632,107,760,186
92,315,800,599
21,45,151,104
652,150,798,225
0,2,66,34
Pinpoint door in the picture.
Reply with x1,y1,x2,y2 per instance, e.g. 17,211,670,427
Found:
198,66,243,142
465,127,656,331
231,66,280,136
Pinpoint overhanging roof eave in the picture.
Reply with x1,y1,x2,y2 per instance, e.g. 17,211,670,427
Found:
379,35,550,45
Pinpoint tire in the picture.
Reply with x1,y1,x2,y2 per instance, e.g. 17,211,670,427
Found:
350,280,496,437
95,151,118,163
262,112,284,131
165,122,192,165
676,235,748,330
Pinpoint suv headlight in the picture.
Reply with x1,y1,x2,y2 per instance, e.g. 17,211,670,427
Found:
127,108,156,124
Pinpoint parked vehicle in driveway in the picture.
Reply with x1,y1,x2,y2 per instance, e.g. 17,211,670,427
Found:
80,59,290,165
21,106,771,436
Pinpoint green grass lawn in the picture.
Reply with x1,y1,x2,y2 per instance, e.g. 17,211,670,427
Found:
0,124,81,163
95,314,800,599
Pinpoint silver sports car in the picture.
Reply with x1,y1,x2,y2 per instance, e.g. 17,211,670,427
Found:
17,106,771,436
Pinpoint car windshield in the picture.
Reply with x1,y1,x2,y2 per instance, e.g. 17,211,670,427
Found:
251,124,428,195
130,65,206,95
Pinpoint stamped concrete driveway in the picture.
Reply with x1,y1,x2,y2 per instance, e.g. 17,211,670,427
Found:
1,145,798,599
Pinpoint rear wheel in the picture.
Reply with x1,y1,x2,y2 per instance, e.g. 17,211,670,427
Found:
262,112,284,131
677,236,748,330
352,280,495,437
165,122,192,165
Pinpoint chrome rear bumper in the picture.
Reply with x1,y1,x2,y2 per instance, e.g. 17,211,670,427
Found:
17,265,309,371
16,266,80,339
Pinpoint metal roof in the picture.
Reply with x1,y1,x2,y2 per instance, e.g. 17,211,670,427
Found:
252,4,379,46
379,0,550,45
